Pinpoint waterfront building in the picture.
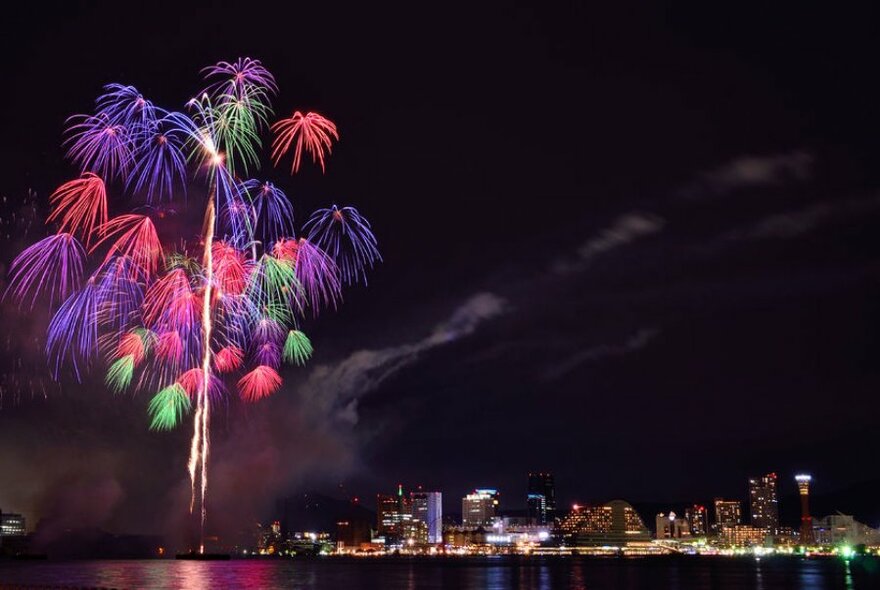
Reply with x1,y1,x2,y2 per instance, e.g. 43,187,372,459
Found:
776,526,796,540
558,500,651,546
0,512,25,537
527,473,556,524
484,517,552,547
813,513,880,546
410,491,443,544
377,485,413,539
400,518,429,546
674,517,691,538
749,472,779,535
655,512,690,539
444,526,488,548
336,518,372,550
685,504,707,536
713,499,742,533
656,513,671,539
720,524,766,546
462,489,499,528
332,497,375,552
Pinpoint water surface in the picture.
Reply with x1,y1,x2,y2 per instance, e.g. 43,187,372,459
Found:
0,556,877,589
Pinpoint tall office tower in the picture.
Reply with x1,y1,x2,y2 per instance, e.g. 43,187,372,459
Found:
462,489,499,528
526,492,547,525
749,472,779,535
377,484,411,536
411,491,443,544
685,504,708,536
795,474,814,544
713,499,742,533
527,473,556,524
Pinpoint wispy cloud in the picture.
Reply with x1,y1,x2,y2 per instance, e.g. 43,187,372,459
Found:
299,292,508,424
552,212,664,274
293,210,668,432
541,327,660,381
722,196,880,241
680,150,813,198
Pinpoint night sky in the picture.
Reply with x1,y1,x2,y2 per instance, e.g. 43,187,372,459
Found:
1,2,879,538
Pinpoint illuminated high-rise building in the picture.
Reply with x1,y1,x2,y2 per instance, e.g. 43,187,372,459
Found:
377,484,411,537
526,493,546,525
685,504,707,536
527,473,556,524
795,474,814,544
713,499,742,533
462,489,499,528
400,518,429,546
410,491,443,544
749,472,779,535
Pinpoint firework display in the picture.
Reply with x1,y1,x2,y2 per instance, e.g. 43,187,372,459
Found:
4,57,380,551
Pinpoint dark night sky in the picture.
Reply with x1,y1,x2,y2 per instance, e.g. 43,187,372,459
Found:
1,2,879,537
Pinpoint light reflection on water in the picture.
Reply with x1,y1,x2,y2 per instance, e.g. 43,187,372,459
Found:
0,557,876,590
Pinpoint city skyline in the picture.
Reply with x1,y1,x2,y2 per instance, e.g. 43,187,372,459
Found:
0,459,869,539
308,470,843,530
0,469,843,536
0,3,878,589
7,467,880,561
0,2,878,553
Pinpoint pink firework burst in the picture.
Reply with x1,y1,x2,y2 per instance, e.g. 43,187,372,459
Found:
47,173,108,248
93,214,164,276
271,111,338,173
116,331,148,365
212,241,250,296
213,345,244,374
237,365,282,401
177,368,225,400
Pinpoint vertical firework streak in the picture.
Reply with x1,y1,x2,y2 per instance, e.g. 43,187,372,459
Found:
200,192,215,551
187,189,215,552
5,58,381,553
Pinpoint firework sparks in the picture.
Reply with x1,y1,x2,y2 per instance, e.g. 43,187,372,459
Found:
64,114,133,179
243,180,295,243
237,365,282,401
283,330,313,366
5,233,85,309
47,174,108,247
271,111,339,173
93,214,164,276
4,58,380,553
304,205,381,285
126,113,190,203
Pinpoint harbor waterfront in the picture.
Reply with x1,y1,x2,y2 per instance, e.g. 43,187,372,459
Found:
5,473,880,562
2,4,880,589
